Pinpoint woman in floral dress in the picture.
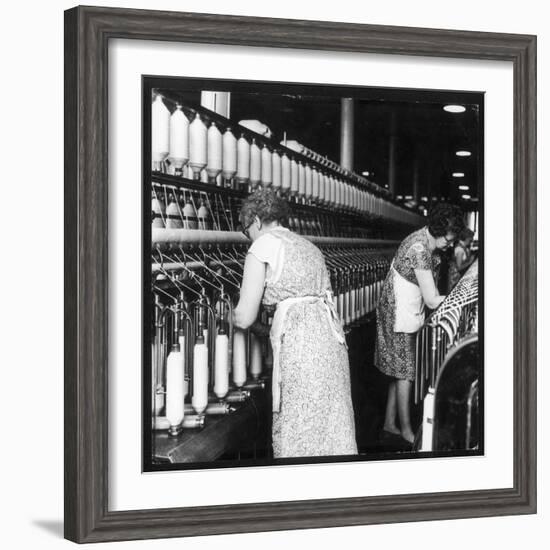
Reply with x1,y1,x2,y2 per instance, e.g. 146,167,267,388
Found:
233,187,357,458
375,203,465,444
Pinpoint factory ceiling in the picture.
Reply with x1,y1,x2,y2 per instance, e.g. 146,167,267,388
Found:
229,91,482,209
156,81,482,211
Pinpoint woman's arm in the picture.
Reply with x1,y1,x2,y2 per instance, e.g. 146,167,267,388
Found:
415,268,445,310
455,247,467,271
233,253,267,329
456,247,476,273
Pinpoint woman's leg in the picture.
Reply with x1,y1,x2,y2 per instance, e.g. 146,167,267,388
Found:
396,379,414,443
383,380,399,434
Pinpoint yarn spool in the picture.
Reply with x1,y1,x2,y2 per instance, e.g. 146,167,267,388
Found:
197,199,211,231
261,144,272,186
165,343,185,435
182,197,198,230
206,122,223,183
290,158,299,196
189,113,207,180
192,338,209,415
151,196,165,228
298,162,306,198
325,175,332,206
232,329,247,388
249,139,261,188
249,333,263,380
305,164,313,201
214,333,229,399
312,168,319,203
222,128,237,185
318,173,325,204
271,151,281,189
165,194,182,229
281,153,291,194
168,104,189,174
236,135,250,188
152,94,170,168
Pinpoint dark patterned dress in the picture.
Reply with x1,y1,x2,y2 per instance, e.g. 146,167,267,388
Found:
248,227,357,458
374,227,441,381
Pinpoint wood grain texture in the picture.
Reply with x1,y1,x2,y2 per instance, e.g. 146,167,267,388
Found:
64,5,537,543
64,7,78,542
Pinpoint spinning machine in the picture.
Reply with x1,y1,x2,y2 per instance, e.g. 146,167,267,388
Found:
148,89,425,464
414,260,480,451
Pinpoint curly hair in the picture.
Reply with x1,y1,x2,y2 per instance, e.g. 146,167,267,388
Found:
427,203,465,238
458,227,475,241
239,186,290,228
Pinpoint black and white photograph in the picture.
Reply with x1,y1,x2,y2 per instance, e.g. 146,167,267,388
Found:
144,77,483,470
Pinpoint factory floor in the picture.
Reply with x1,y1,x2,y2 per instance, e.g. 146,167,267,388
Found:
347,320,422,455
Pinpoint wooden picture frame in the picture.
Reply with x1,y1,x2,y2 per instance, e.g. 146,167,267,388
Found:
64,5,537,543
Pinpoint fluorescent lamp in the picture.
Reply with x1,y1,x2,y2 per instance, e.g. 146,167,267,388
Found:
459,185,469,191
452,172,465,177
456,150,471,157
444,105,466,113
461,194,471,199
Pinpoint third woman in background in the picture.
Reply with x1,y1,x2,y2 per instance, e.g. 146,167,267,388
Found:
447,227,476,292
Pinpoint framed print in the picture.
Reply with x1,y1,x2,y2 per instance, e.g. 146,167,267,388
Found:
64,5,536,543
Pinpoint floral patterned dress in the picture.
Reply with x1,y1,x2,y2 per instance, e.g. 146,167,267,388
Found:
248,227,357,458
374,227,441,381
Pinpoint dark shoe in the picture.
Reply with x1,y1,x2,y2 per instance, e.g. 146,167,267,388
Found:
380,428,400,440
398,435,414,450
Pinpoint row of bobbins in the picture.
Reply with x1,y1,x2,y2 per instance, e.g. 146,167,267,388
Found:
152,94,422,226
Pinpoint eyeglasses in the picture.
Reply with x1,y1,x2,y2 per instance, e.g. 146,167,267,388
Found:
442,235,456,246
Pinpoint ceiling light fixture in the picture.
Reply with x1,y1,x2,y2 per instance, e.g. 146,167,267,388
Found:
459,185,470,191
443,104,466,113
362,171,370,176
456,150,471,157
461,194,471,199
452,172,465,177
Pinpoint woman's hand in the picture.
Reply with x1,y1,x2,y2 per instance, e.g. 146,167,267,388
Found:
249,320,271,338
415,268,444,310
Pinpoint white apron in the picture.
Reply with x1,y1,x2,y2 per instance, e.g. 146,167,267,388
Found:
269,290,346,413
392,262,425,333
